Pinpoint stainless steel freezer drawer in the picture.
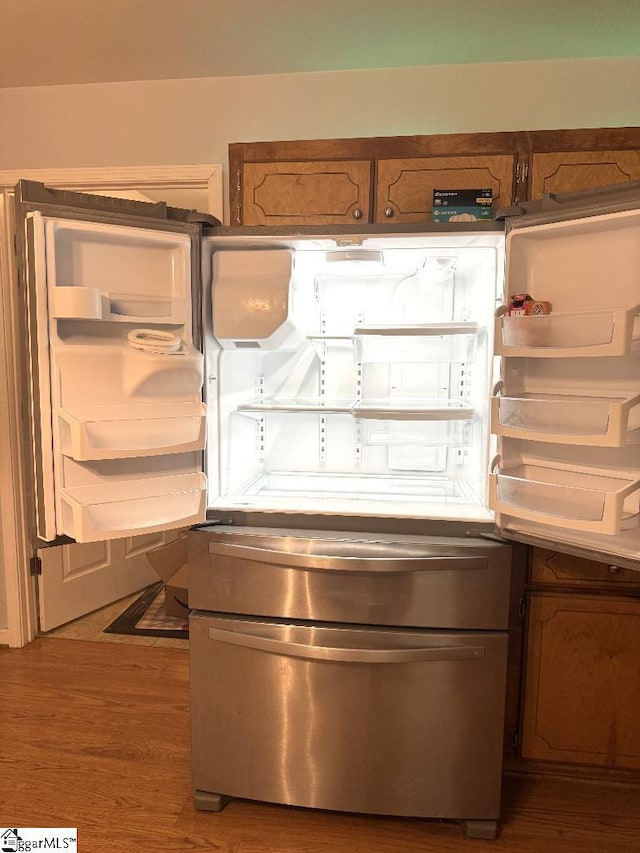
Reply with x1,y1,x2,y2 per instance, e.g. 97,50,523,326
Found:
190,613,509,819
188,527,512,630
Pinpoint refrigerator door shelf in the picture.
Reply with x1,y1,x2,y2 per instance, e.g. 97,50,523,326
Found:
491,390,640,447
59,472,207,542
57,402,206,461
490,457,640,534
494,304,640,357
51,286,185,324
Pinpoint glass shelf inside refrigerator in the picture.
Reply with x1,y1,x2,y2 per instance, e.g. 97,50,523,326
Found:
490,459,640,534
495,305,640,357
354,324,481,364
237,398,354,414
491,391,640,446
219,471,489,520
57,402,206,460
60,472,206,542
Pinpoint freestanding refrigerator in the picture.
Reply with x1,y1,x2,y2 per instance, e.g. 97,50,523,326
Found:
14,179,640,840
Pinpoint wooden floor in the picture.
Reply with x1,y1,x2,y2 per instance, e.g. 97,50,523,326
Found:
1,638,639,853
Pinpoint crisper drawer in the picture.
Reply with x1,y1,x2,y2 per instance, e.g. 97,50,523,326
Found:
190,613,508,819
188,528,512,630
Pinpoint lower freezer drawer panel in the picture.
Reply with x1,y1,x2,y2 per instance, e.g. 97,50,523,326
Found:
189,528,512,630
190,614,508,819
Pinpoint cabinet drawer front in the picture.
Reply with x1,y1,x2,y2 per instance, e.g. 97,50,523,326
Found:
188,529,512,630
522,593,640,769
190,613,508,818
530,150,640,200
242,160,372,225
375,154,515,223
531,547,640,589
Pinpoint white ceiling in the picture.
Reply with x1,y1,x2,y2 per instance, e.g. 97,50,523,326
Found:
1,0,639,89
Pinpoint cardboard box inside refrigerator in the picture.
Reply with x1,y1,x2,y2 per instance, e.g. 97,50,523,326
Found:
146,535,189,619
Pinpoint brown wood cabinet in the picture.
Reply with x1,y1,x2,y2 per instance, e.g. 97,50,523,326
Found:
521,548,640,771
229,127,640,225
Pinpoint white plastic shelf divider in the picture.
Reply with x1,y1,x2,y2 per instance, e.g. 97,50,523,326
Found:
60,472,207,542
491,390,640,447
58,402,206,460
489,457,640,534
494,304,640,358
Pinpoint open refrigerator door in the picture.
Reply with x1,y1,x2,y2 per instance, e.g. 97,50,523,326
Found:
490,184,640,569
16,180,208,543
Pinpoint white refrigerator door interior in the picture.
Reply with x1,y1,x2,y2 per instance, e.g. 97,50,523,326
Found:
204,234,503,522
491,206,640,564
29,212,206,542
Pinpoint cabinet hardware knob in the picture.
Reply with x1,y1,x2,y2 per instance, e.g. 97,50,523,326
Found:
608,565,622,574
384,207,395,218
352,208,363,219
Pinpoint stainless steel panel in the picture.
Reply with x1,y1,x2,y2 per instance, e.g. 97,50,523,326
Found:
190,613,508,819
189,527,512,629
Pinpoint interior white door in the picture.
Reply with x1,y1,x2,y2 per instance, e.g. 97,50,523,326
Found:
37,530,178,632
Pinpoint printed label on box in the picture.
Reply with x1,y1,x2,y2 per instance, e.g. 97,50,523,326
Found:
432,189,493,222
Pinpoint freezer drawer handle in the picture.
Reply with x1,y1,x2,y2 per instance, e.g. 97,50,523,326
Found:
207,542,487,573
206,627,486,663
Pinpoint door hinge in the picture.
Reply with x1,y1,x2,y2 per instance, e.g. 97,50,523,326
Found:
235,169,242,224
30,555,42,576
514,160,530,205
518,595,526,621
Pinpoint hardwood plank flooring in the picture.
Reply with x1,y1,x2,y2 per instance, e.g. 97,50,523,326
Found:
1,638,639,852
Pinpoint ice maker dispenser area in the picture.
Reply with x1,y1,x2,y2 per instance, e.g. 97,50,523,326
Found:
32,215,206,542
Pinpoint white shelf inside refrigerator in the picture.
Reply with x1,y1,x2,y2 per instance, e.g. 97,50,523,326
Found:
489,457,640,534
236,471,481,502
494,305,640,357
60,472,206,542
491,390,640,446
355,323,481,336
218,471,490,520
57,401,206,460
237,398,475,419
354,323,480,364
353,399,475,420
237,398,354,414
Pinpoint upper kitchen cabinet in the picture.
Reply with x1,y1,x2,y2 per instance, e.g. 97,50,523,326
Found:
376,154,515,223
527,128,640,199
229,128,640,226
236,159,372,226
229,133,523,225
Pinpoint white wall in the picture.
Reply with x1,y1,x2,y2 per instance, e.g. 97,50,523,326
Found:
1,57,639,221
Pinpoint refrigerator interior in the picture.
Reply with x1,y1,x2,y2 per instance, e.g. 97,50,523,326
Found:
491,207,640,561
202,233,504,522
28,213,207,542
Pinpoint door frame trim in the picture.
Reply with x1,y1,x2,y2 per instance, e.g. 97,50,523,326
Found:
0,164,222,647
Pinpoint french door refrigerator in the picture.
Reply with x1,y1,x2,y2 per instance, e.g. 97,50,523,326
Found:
15,179,640,839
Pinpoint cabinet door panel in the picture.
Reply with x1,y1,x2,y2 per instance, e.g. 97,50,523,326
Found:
530,151,640,199
522,593,640,768
242,161,371,225
531,547,640,590
376,155,515,223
